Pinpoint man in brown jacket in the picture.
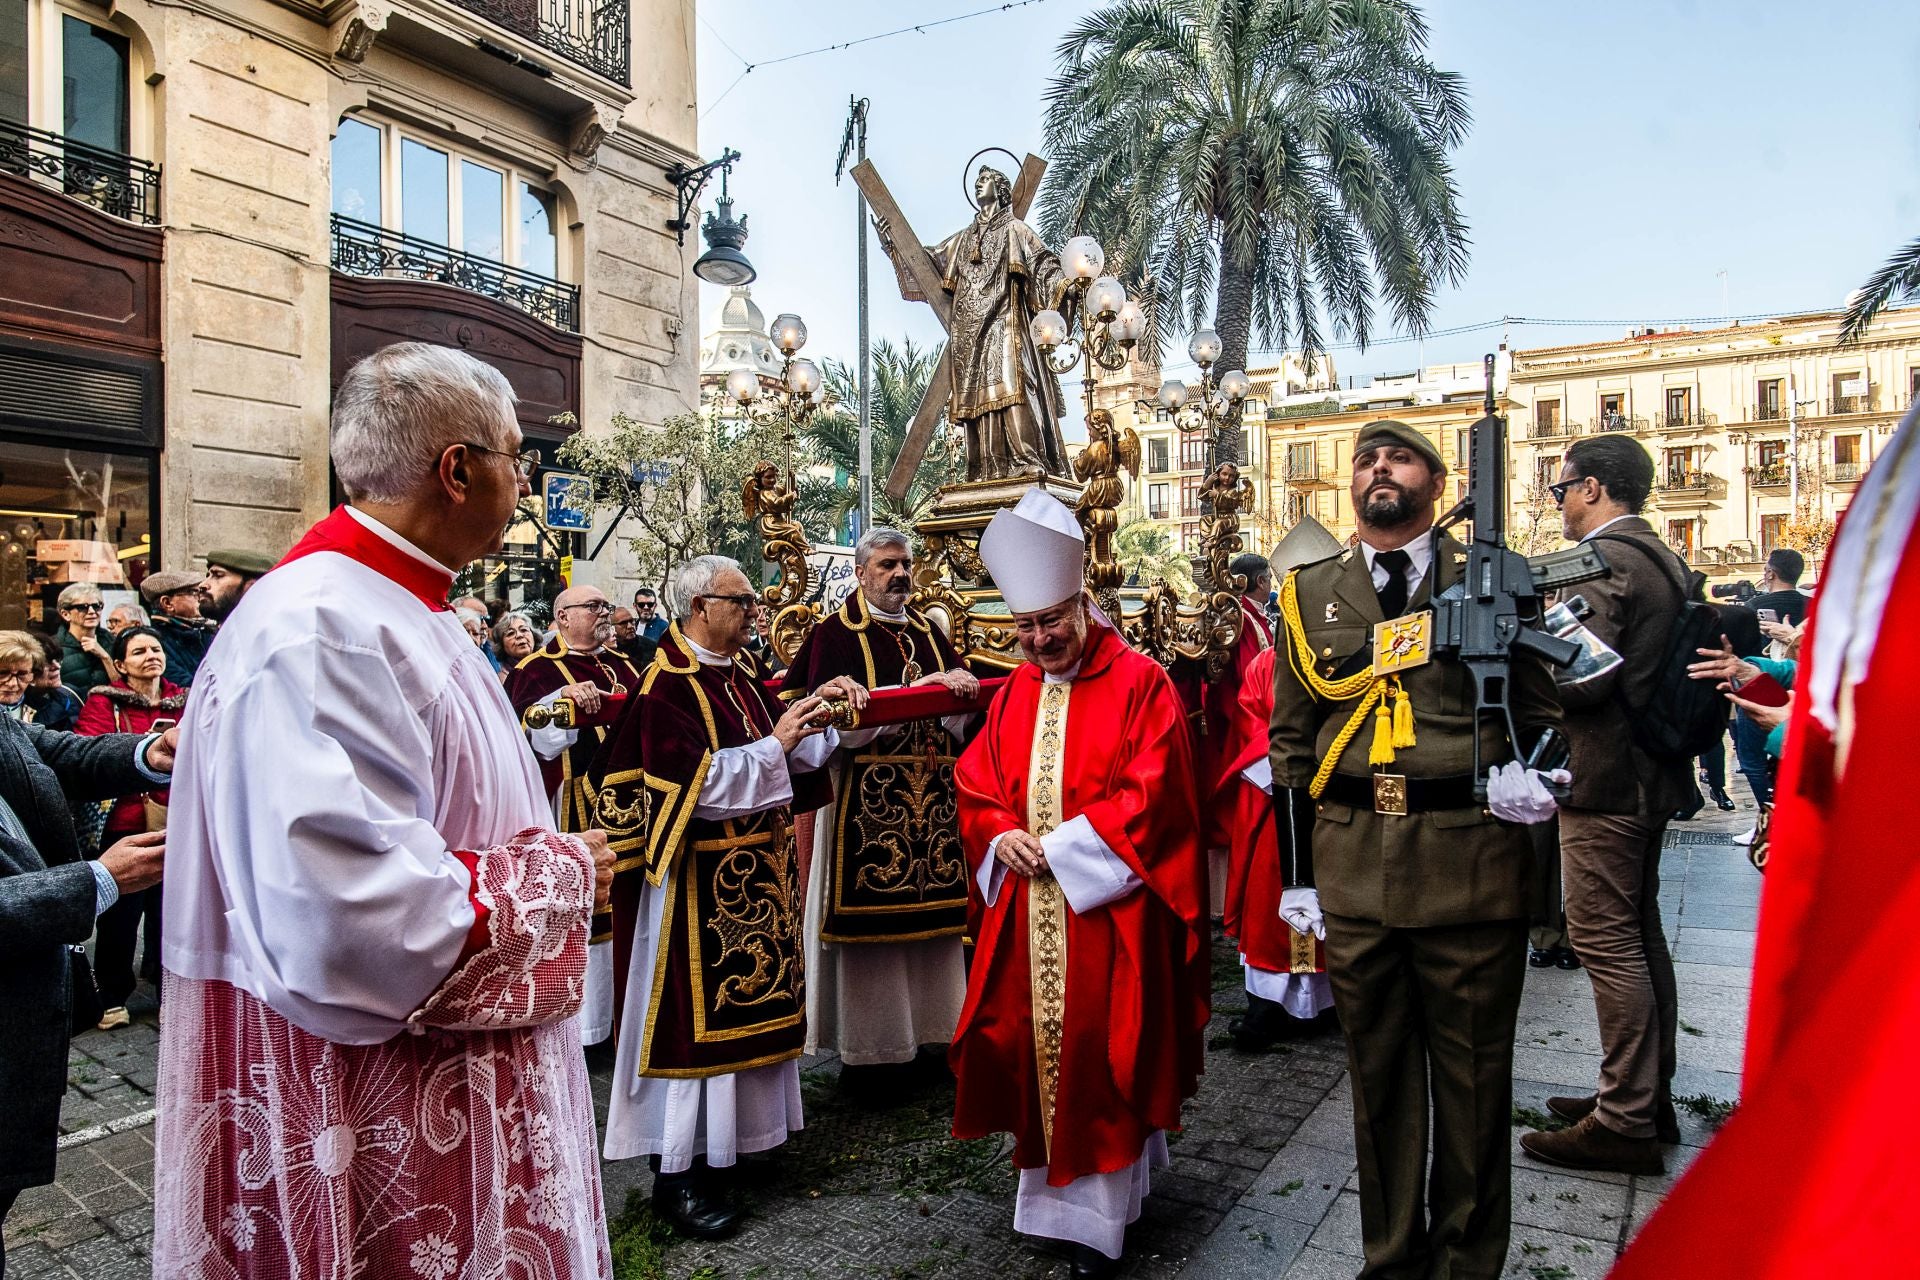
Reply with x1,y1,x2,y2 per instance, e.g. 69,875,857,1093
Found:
1521,434,1691,1176
1271,421,1566,1280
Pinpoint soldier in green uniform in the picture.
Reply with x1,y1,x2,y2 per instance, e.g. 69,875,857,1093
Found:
1268,420,1566,1280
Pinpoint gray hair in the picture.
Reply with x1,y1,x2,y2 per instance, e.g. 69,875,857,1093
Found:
854,526,911,568
56,583,103,610
106,603,150,628
492,610,533,646
330,342,518,503
666,554,743,621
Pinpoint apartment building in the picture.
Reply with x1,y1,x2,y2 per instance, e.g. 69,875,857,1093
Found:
0,0,699,625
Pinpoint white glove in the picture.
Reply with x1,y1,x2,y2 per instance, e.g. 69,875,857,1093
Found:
1486,761,1571,825
1279,887,1326,941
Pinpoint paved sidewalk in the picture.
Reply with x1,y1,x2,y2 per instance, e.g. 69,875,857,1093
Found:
5,803,1759,1279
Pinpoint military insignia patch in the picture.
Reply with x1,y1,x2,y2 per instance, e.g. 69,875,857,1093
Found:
1373,609,1433,674
1324,601,1340,623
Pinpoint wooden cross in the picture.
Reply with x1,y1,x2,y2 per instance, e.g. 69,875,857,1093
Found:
850,153,1048,502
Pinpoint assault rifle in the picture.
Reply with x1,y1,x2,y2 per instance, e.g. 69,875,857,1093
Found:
1431,354,1610,797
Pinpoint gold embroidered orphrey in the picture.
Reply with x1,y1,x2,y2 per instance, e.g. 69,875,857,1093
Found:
1024,681,1072,1159
829,720,969,939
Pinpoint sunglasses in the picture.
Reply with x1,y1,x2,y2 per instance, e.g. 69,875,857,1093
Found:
1547,478,1587,506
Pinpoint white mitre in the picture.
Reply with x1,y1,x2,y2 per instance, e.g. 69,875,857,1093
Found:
979,489,1085,613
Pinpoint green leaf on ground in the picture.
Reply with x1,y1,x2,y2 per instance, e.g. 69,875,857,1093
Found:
1511,1106,1569,1131
1675,1092,1737,1130
1271,1178,1305,1197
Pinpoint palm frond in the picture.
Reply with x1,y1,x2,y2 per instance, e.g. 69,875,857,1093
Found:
1839,236,1920,346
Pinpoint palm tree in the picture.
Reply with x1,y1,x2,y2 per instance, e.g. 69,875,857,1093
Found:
808,337,966,535
1113,518,1195,596
1039,0,1471,459
1839,235,1920,345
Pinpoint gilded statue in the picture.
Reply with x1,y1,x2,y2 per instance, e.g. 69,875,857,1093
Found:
874,166,1071,483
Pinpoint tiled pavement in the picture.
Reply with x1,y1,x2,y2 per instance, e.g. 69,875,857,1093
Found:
4,801,1758,1278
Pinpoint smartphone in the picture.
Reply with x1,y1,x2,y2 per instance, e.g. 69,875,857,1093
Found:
1735,673,1790,708
1755,608,1779,626
149,717,178,733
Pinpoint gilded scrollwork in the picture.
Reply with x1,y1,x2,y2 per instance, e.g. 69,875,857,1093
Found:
709,829,800,1012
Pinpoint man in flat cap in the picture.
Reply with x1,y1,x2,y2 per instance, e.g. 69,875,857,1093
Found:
140,571,217,687
1268,420,1567,1279
951,490,1209,1279
198,548,274,624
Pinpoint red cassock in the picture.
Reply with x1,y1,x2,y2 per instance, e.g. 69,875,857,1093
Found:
950,623,1210,1185
1611,416,1919,1275
1195,599,1274,853
1216,645,1301,974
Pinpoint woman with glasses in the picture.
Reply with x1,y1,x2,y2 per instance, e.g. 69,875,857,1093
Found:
0,632,42,722
55,584,118,692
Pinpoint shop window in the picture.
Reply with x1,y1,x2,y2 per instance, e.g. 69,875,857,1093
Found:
0,438,153,631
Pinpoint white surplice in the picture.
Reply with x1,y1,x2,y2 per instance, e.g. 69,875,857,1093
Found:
603,637,838,1174
154,508,609,1279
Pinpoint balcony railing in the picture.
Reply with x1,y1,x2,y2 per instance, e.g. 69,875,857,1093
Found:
330,213,580,332
1821,394,1878,417
1283,465,1329,487
1659,409,1716,429
450,0,630,83
1595,412,1648,434
1529,418,1576,439
1825,461,1865,484
1655,469,1713,494
0,118,160,225
1751,403,1786,422
1745,463,1789,487
1146,504,1169,520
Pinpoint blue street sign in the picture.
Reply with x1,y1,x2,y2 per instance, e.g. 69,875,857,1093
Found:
543,471,593,531
629,461,673,487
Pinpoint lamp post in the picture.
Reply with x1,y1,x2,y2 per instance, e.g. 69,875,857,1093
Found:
1028,237,1148,610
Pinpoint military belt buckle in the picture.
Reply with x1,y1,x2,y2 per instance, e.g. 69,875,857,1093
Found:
1373,773,1409,816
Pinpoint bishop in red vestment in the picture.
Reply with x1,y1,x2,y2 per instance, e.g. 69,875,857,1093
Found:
951,491,1209,1278
505,585,645,1044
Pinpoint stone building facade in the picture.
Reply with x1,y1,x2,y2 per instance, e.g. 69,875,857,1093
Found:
0,0,699,626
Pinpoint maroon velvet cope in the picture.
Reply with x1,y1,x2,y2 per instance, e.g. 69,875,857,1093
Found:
589,624,831,1077
950,623,1211,1184
781,593,971,943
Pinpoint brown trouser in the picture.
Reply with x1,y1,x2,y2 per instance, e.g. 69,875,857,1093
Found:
1324,914,1528,1280
1558,809,1678,1140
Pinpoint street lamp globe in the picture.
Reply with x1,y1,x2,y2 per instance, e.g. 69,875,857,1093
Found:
1108,299,1146,345
785,358,821,398
1188,328,1222,366
1218,369,1252,403
725,368,761,405
770,313,808,357
1029,309,1069,351
1061,236,1105,282
1157,379,1189,410
1087,276,1127,323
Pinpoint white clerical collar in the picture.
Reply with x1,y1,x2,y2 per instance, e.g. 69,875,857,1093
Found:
1042,661,1082,684
1360,536,1433,579
1582,513,1637,542
344,506,460,577
685,636,734,667
865,598,909,623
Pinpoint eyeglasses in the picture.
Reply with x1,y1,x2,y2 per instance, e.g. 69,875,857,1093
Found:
699,593,759,611
1547,478,1584,506
559,600,614,615
0,670,32,685
460,441,541,478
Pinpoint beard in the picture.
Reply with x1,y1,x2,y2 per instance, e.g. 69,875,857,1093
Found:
1361,481,1421,528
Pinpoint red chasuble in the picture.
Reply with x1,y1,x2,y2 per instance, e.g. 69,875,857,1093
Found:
1217,646,1324,976
588,625,831,1077
950,623,1210,1185
1193,597,1274,851
781,592,971,943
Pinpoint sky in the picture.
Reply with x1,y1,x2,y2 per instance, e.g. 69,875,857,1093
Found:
691,0,1920,400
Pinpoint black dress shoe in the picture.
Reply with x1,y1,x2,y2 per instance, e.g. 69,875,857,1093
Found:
1529,947,1556,968
651,1180,744,1240
1672,787,1704,821
1711,787,1736,811
1554,947,1583,970
1071,1244,1121,1279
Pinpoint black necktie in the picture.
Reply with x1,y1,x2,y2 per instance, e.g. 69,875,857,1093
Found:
1374,549,1412,618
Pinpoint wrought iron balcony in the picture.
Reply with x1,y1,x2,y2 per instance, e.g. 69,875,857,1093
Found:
1825,461,1865,484
330,213,580,332
0,118,160,225
1655,469,1715,495
1744,463,1789,487
1751,403,1786,422
1595,412,1648,434
1821,393,1878,416
1529,418,1576,439
1659,409,1716,429
449,0,630,84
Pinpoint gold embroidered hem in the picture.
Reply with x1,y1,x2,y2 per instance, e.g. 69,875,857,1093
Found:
1024,680,1072,1158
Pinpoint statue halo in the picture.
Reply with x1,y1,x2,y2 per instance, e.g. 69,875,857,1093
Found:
963,147,1024,211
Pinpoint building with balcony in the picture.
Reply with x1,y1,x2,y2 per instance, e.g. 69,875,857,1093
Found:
1097,347,1333,562
0,0,697,625
1507,307,1920,580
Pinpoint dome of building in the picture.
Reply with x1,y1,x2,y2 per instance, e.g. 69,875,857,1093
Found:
699,285,783,382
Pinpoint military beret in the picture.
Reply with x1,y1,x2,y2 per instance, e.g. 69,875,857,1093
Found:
204,548,276,578
1352,420,1445,473
138,570,204,604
